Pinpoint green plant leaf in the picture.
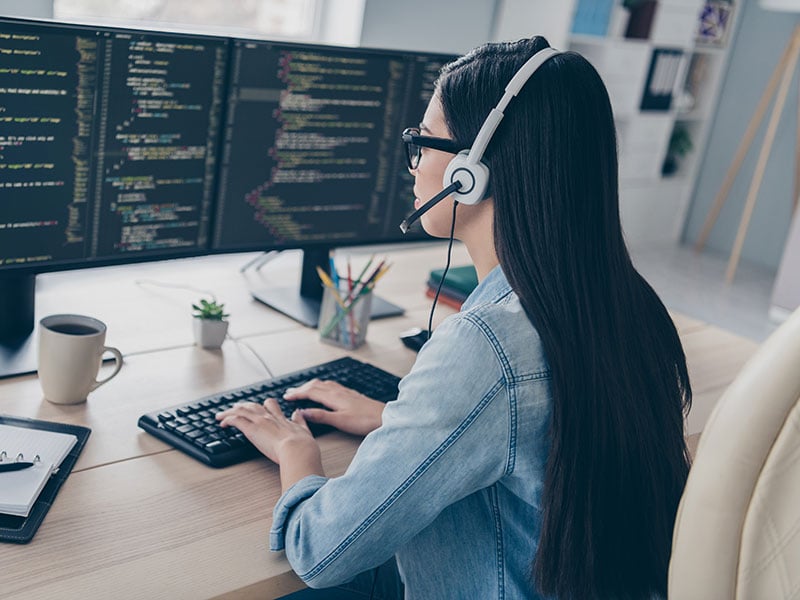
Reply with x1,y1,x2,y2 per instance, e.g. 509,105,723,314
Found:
192,298,229,320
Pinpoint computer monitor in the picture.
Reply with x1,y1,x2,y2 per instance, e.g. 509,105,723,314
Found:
212,39,452,326
0,17,454,378
0,18,227,376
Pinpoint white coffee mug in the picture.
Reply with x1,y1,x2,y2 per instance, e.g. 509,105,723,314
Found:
38,314,123,405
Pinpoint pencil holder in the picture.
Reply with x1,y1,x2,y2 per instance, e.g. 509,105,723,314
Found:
318,284,373,350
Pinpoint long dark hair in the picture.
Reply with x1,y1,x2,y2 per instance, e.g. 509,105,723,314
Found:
437,38,692,599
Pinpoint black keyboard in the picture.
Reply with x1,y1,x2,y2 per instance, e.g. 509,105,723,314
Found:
137,357,401,468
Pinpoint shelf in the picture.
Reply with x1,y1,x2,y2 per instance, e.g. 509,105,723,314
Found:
569,33,653,48
619,174,693,187
568,33,609,45
692,43,728,54
673,111,708,122
661,174,693,185
562,0,740,242
570,36,727,55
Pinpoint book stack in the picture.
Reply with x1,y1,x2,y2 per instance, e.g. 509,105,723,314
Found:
426,265,478,310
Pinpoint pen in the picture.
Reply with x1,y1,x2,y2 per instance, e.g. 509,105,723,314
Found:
315,266,347,308
347,258,356,342
347,254,375,302
0,461,35,473
352,259,386,297
329,256,340,290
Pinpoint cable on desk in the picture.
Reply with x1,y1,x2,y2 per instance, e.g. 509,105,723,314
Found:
134,279,275,378
134,279,218,303
238,250,280,273
225,333,274,379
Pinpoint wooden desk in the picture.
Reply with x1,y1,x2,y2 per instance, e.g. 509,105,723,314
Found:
0,244,760,599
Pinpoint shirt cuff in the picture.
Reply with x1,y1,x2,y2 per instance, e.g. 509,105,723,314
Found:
270,474,328,551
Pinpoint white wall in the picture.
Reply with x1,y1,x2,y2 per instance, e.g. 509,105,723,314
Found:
0,0,52,18
492,0,575,50
358,0,497,53
317,0,366,46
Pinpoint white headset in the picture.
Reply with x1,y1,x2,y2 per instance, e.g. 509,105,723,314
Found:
400,46,561,233
443,46,561,205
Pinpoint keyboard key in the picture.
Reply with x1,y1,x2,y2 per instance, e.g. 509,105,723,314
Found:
204,440,228,454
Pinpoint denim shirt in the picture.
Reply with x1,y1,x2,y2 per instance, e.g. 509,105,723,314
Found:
270,265,553,599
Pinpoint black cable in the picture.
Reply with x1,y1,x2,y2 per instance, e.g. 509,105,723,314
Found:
426,200,459,341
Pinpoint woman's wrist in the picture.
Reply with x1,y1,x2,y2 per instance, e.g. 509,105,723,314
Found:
278,438,324,493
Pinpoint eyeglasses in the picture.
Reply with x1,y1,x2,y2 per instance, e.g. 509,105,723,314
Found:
401,127,462,170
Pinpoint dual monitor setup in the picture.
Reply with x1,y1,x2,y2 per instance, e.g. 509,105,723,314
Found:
0,17,456,378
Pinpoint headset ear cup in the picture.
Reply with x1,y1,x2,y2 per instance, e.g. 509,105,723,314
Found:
443,150,489,206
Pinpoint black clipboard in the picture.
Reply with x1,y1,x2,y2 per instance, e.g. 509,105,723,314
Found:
0,415,91,544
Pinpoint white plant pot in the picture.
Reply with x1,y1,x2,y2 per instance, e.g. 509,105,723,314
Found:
193,318,229,349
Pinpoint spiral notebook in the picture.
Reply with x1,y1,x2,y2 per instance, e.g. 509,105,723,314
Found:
0,416,91,543
0,424,78,517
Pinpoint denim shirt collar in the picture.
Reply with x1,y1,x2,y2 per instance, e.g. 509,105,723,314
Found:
460,264,512,312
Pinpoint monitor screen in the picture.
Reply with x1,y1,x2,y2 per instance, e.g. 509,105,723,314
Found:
213,39,446,251
0,16,455,376
211,39,452,326
0,18,227,274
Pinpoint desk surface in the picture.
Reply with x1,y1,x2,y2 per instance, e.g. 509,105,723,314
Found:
0,243,760,599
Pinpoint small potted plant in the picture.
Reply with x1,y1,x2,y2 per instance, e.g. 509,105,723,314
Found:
662,124,693,176
192,298,229,349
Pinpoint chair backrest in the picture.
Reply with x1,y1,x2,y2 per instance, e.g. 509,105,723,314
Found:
668,307,800,599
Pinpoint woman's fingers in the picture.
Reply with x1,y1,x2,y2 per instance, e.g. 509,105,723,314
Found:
218,400,262,417
295,407,335,426
262,397,286,419
217,399,278,427
290,408,313,433
283,379,367,408
218,413,258,433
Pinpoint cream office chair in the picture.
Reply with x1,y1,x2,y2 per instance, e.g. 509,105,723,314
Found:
669,307,800,599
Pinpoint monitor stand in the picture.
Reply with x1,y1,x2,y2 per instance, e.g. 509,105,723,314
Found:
250,247,404,328
0,274,38,379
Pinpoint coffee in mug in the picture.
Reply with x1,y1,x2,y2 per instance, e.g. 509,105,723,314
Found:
38,314,123,405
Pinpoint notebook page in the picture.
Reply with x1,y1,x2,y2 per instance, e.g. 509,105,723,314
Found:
0,424,78,468
0,424,78,517
0,462,53,517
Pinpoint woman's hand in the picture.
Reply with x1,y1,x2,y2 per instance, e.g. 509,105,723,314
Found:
283,379,386,437
216,399,323,492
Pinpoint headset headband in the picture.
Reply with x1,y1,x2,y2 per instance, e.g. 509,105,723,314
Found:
466,47,561,165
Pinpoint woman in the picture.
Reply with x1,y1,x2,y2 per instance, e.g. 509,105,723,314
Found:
217,36,691,600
